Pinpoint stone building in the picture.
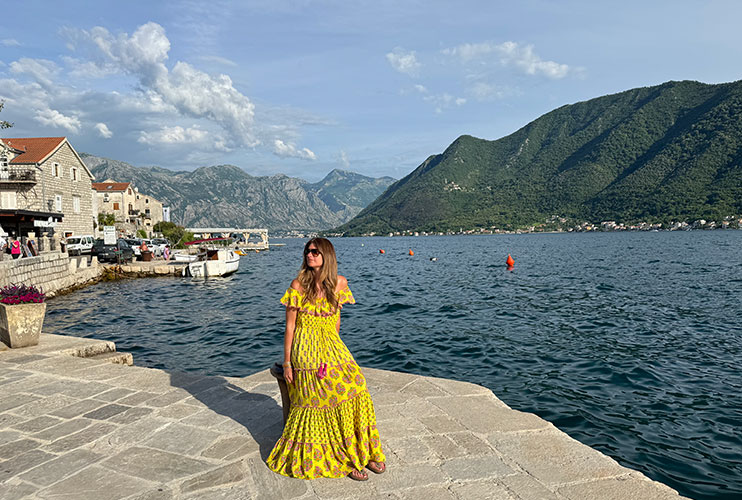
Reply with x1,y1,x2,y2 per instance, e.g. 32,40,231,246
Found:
0,137,95,239
133,187,164,235
92,180,164,237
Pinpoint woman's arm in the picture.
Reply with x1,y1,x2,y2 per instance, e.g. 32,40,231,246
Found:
283,306,297,383
335,274,348,333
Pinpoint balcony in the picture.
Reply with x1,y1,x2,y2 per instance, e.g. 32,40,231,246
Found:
0,167,37,185
128,209,140,216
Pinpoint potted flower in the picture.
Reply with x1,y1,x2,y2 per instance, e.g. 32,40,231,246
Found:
0,284,47,348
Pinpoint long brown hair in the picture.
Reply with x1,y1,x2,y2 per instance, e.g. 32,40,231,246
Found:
297,238,339,311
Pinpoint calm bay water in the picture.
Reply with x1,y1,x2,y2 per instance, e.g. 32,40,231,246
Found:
45,232,742,499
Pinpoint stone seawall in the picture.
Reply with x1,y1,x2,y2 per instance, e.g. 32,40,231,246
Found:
0,252,101,297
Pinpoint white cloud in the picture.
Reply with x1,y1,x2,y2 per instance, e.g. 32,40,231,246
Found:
1,22,315,164
443,41,570,79
34,108,81,133
469,82,506,101
66,22,319,157
386,47,421,76
1,39,20,47
273,139,317,160
423,93,466,114
339,150,350,168
9,58,60,88
138,125,208,145
95,122,113,138
198,55,238,67
413,84,428,94
62,56,121,79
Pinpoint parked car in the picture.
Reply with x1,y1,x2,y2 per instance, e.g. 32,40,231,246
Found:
150,238,170,256
66,235,95,256
91,238,134,263
123,238,142,258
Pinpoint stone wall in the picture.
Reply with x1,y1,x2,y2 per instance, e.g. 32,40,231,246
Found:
0,252,101,297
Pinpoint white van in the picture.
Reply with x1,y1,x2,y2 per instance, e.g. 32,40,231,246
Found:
66,235,95,256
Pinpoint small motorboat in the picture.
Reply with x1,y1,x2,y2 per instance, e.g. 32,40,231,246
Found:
182,248,240,277
172,252,199,262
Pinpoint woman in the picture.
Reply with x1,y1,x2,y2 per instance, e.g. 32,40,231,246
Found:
267,238,386,481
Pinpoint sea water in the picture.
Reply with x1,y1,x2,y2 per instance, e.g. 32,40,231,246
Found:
45,231,742,499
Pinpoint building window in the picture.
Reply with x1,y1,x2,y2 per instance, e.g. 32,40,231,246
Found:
70,167,78,181
113,202,120,211
0,191,17,209
73,196,81,213
145,198,149,204
0,156,7,168
52,163,60,177
55,194,62,212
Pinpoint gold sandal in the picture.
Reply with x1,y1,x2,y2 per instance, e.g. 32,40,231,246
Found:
348,469,369,481
366,461,386,474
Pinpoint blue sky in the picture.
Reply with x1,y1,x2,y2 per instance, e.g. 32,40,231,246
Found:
1,1,741,181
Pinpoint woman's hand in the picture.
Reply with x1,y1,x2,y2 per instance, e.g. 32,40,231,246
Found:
284,366,294,384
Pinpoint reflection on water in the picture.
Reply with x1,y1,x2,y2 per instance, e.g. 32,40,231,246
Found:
45,231,742,500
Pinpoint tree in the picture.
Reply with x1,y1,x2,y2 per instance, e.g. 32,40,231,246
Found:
136,229,147,238
98,212,116,226
153,221,193,248
0,101,12,129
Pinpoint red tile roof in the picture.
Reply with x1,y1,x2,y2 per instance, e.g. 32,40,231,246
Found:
2,137,66,164
92,182,131,192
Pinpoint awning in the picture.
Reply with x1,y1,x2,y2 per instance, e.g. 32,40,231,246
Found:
0,209,64,221
0,210,64,233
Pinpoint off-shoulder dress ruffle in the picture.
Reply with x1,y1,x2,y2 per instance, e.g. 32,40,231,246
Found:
280,286,355,317
267,285,385,479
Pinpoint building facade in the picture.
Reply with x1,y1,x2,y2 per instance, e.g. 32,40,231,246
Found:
92,181,164,237
0,137,95,239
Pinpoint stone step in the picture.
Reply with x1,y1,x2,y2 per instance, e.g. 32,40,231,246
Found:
87,351,133,366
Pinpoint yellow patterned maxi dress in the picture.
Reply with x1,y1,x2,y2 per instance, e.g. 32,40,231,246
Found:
266,286,386,479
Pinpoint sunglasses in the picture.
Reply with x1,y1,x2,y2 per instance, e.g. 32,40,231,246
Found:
305,248,321,256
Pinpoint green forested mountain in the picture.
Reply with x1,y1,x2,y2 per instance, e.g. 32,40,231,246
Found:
336,80,742,235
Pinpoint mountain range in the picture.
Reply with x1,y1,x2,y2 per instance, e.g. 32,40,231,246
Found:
337,80,742,235
81,154,395,231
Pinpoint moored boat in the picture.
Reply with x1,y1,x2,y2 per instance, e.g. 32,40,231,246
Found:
182,248,240,277
172,252,199,262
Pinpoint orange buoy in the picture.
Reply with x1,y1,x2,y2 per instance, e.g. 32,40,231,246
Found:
408,249,414,256
379,249,385,254
506,254,515,267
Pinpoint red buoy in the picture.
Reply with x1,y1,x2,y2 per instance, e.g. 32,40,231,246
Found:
379,249,385,254
409,249,414,256
506,254,515,267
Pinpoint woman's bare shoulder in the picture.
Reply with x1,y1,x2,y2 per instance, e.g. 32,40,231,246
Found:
336,275,348,290
290,279,303,292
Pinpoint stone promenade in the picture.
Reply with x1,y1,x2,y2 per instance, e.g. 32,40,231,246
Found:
0,335,687,499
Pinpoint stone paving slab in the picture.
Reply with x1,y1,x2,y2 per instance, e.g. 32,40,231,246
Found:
0,336,689,499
